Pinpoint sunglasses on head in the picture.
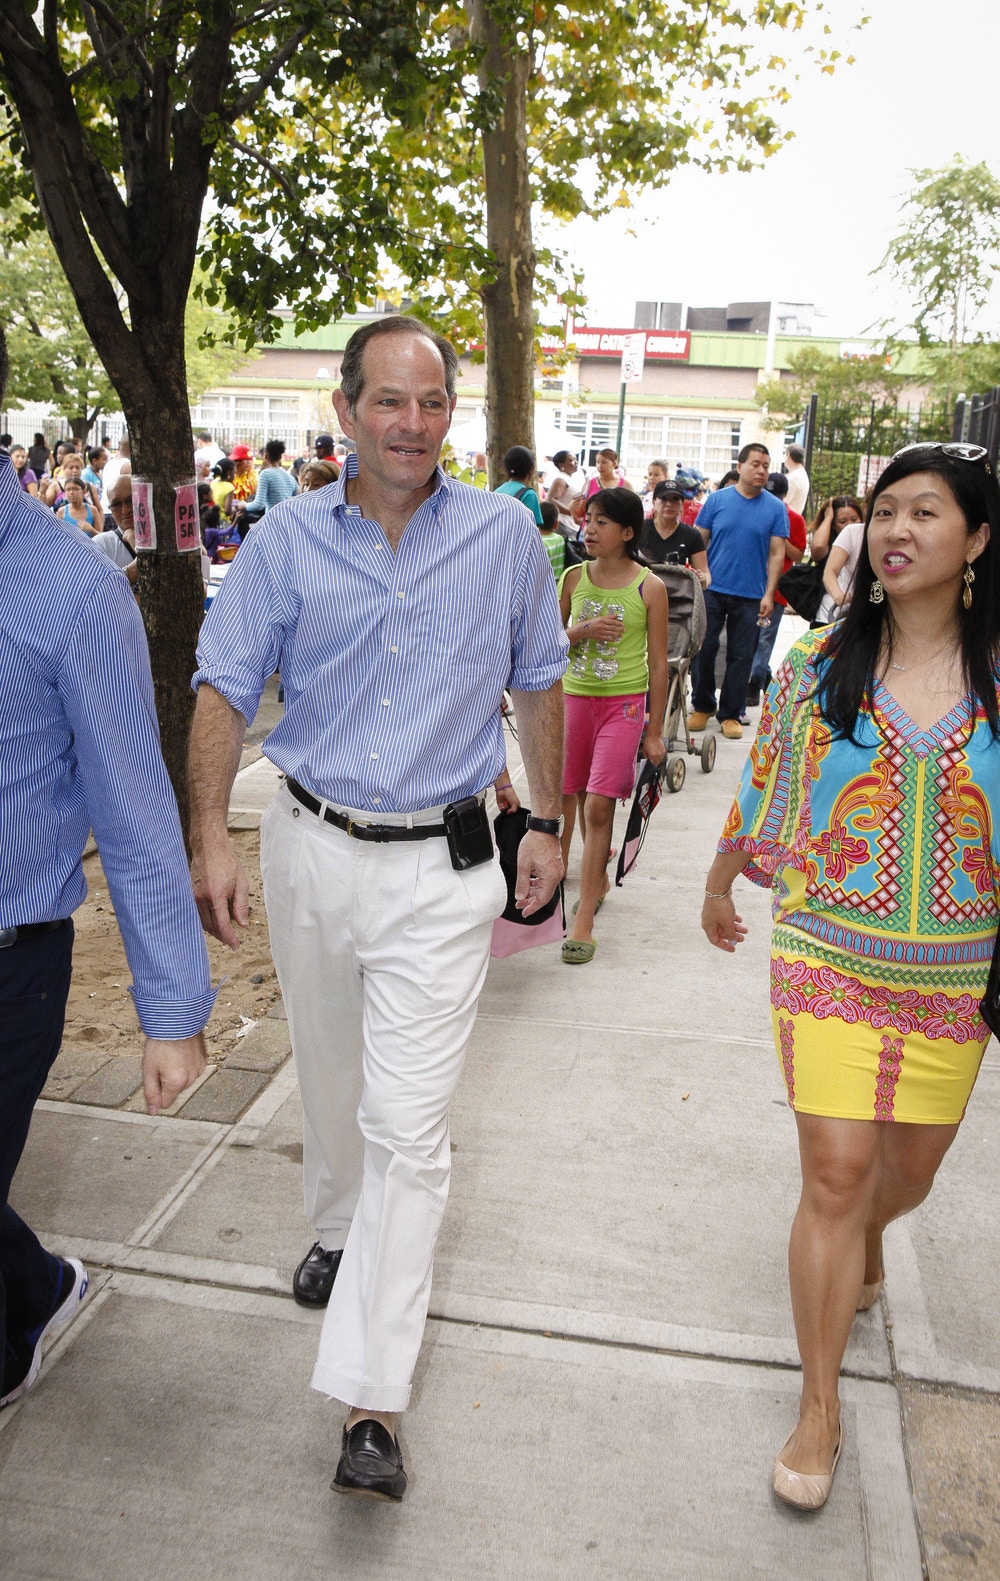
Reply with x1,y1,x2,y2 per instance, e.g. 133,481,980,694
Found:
892,441,991,469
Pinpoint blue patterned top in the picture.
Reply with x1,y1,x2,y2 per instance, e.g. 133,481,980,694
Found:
720,629,1000,1000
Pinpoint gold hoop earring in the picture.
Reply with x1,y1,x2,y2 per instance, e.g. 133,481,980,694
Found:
963,563,975,610
869,579,885,604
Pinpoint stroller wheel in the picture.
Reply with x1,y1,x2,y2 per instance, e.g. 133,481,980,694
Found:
700,734,717,773
666,755,686,793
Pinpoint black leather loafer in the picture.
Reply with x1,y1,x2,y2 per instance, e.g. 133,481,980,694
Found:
332,1419,407,1502
292,1242,343,1308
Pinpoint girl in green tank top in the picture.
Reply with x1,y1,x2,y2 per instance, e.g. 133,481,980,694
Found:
557,488,669,965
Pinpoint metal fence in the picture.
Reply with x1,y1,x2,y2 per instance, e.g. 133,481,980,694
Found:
797,385,1000,514
800,392,956,509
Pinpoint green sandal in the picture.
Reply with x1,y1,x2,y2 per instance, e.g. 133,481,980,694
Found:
561,939,597,965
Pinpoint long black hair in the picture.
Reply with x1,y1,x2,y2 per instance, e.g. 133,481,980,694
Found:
816,447,1000,740
587,486,645,561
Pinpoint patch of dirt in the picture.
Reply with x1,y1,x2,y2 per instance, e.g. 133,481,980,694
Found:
63,830,280,1064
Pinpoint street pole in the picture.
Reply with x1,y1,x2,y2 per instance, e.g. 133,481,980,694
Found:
616,331,646,464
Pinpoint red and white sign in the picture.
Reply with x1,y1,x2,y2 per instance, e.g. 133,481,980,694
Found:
131,478,156,551
574,326,691,362
174,482,200,553
537,325,691,362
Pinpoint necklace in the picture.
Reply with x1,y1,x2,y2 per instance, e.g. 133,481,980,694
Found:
887,639,957,674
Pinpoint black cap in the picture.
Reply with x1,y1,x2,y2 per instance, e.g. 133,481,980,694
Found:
653,480,684,501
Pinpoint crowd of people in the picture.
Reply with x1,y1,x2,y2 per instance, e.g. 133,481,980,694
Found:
4,314,998,1524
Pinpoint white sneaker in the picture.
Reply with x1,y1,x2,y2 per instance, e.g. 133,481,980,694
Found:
1,1257,89,1406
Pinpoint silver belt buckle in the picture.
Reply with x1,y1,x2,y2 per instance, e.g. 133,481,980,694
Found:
0,927,18,949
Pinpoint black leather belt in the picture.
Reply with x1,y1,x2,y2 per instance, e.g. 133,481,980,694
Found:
286,779,447,842
0,919,68,950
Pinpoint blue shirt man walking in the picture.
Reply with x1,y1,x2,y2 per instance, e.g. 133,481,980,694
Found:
688,442,789,740
188,315,568,1502
0,326,215,1410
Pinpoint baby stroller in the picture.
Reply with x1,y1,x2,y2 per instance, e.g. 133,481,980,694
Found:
645,561,714,791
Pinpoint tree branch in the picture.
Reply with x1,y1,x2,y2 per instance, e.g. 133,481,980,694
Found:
228,25,311,117
226,134,303,210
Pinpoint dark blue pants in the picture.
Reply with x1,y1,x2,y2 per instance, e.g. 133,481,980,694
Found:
750,603,785,691
1,922,73,1389
691,591,761,722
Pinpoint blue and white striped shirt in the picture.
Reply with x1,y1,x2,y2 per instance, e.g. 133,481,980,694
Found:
0,453,215,1038
194,457,568,812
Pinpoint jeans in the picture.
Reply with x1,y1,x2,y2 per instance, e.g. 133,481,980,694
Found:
691,591,762,722
1,921,74,1389
749,603,785,691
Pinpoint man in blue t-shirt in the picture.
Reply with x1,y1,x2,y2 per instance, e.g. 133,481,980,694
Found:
688,443,788,739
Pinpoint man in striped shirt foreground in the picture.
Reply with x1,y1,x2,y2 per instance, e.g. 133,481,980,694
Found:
189,316,568,1502
0,325,215,1411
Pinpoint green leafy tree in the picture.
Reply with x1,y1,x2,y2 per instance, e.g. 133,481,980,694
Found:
0,2,468,828
328,0,858,477
877,156,1000,354
756,346,909,449
0,215,250,437
1,218,117,442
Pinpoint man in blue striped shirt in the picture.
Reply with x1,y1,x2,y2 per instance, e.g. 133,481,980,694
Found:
190,315,568,1502
0,326,215,1410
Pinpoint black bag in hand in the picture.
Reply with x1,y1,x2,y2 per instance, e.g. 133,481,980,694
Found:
776,559,825,623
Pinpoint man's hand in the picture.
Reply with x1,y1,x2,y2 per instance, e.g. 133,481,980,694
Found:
143,1033,208,1116
514,831,564,916
758,593,774,621
190,835,250,948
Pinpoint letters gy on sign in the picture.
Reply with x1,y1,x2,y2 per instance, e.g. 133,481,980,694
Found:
131,479,156,551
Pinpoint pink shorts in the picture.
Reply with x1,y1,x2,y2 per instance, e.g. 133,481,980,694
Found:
563,692,646,800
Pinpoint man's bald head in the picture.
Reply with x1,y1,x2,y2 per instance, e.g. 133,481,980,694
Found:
109,473,133,508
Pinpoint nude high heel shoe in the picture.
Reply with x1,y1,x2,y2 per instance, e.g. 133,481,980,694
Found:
772,1425,843,1511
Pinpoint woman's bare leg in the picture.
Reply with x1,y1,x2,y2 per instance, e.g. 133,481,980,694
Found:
567,793,613,943
560,794,577,871
783,1114,880,1474
863,1121,959,1283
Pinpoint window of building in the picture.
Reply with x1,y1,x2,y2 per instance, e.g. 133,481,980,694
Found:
705,420,742,477
624,415,667,477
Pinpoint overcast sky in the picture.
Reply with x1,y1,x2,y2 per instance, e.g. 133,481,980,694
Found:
547,0,1000,340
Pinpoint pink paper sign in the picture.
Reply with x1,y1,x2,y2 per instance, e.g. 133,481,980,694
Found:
174,482,200,552
131,478,156,551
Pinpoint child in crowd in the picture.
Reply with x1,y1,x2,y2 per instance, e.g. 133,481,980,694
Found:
558,488,668,964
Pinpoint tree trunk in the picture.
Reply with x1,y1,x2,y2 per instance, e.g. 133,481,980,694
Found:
117,320,204,842
469,1,536,487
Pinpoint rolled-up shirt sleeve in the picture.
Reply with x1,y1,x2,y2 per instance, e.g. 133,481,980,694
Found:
193,525,287,723
58,574,216,1038
508,524,569,691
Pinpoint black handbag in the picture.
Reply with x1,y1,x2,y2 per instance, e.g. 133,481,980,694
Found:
776,559,825,623
980,924,1000,1036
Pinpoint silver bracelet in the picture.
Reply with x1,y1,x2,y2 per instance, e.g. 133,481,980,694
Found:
704,886,733,899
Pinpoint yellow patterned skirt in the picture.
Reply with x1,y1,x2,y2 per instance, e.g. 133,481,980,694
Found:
769,945,990,1125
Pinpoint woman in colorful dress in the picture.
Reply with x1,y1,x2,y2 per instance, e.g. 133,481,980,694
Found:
560,487,668,963
701,443,1000,1510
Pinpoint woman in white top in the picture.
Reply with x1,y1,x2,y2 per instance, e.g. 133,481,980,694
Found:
546,449,584,534
819,521,866,620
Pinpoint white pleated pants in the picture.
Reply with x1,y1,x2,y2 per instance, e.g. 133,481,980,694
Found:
259,783,506,1411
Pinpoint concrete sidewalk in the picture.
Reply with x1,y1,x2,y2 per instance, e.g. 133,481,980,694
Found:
4,701,1000,1578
